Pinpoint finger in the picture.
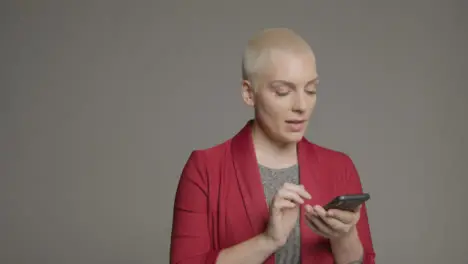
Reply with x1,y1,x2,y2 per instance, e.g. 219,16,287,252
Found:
305,205,323,220
353,204,363,213
313,205,348,230
304,204,314,214
326,209,356,224
272,199,297,210
320,215,350,233
282,183,312,200
313,205,327,217
306,212,337,237
277,189,305,204
305,216,329,237
305,213,336,238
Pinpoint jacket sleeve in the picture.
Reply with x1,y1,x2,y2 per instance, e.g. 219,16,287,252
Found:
170,151,220,264
343,155,377,264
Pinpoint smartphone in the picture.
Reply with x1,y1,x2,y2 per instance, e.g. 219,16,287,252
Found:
323,193,370,212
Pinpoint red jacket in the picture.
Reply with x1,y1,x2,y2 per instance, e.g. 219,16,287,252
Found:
170,121,376,264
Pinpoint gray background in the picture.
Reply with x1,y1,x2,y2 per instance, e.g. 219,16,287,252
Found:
2,1,467,263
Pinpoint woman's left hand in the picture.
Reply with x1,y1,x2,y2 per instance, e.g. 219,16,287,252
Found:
304,204,361,239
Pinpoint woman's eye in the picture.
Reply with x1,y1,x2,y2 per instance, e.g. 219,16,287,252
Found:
305,90,316,95
275,87,290,96
276,91,289,96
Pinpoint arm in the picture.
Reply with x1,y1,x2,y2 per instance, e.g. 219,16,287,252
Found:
170,151,218,264
330,226,363,264
215,233,278,264
330,155,376,264
170,151,278,264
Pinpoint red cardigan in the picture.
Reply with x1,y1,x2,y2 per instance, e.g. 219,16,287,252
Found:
170,122,376,264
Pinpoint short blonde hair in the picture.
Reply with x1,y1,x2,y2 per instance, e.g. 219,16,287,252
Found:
242,28,313,84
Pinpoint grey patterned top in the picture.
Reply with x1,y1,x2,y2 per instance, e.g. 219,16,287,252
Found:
258,163,300,264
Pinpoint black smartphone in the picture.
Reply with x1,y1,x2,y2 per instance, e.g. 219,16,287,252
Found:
323,193,370,212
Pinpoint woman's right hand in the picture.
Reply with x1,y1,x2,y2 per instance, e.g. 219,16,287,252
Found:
263,182,312,248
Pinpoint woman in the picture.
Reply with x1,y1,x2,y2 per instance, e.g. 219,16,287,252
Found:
170,28,376,264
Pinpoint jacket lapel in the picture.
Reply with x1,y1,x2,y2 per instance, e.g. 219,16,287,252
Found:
298,138,334,259
298,138,331,209
297,138,321,203
231,121,270,235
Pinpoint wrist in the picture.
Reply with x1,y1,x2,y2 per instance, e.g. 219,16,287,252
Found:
330,226,359,244
258,233,282,253
329,227,363,263
330,226,362,253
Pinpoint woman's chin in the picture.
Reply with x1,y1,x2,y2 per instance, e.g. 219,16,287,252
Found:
278,131,305,144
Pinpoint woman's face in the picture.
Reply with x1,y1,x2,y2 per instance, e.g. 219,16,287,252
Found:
243,50,319,144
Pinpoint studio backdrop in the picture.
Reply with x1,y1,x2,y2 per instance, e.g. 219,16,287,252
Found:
2,1,467,263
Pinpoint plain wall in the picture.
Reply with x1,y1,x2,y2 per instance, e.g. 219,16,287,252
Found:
2,1,467,263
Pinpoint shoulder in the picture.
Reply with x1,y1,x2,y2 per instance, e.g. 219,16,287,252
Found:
177,139,234,196
184,138,232,169
190,138,231,158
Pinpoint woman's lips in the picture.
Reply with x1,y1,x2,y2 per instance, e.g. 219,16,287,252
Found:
285,120,306,132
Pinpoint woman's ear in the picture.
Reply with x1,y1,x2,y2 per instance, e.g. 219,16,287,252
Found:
241,79,255,107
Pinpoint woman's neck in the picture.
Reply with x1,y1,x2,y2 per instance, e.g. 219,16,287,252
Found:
251,120,298,169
